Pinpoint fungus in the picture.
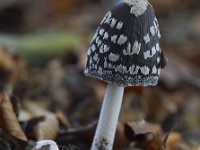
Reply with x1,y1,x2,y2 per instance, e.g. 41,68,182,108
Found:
84,0,166,149
33,140,59,150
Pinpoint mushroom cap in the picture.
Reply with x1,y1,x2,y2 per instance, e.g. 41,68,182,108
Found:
84,0,163,87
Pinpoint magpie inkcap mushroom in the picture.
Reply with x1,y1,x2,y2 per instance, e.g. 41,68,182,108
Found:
84,0,164,86
84,0,166,149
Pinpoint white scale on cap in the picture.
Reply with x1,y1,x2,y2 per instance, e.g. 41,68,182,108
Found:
124,0,149,17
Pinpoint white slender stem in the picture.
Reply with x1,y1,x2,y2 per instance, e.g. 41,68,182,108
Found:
91,83,124,150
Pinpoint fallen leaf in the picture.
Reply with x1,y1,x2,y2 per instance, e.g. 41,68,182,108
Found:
23,116,45,139
114,122,130,150
166,132,181,150
124,120,162,150
34,113,59,141
23,101,59,141
59,121,97,144
0,93,27,142
56,110,72,128
0,48,15,75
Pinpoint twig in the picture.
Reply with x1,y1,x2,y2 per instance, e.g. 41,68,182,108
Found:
59,121,97,136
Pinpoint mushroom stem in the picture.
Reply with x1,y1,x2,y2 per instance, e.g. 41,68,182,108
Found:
91,83,124,150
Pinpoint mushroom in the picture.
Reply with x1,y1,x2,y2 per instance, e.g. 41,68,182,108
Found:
32,140,59,150
84,0,166,149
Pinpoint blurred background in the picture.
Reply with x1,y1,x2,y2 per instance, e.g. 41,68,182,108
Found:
0,0,200,150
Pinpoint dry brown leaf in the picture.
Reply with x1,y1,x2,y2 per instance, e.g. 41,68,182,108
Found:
23,101,51,117
124,120,163,150
23,101,59,141
129,120,161,136
114,122,130,150
34,113,59,141
114,121,163,150
123,121,182,150
0,48,15,74
56,110,72,128
0,93,27,141
166,132,181,150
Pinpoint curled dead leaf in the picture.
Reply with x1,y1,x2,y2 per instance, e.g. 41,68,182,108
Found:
122,120,181,150
0,93,27,142
124,120,162,150
23,101,59,141
34,113,59,141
